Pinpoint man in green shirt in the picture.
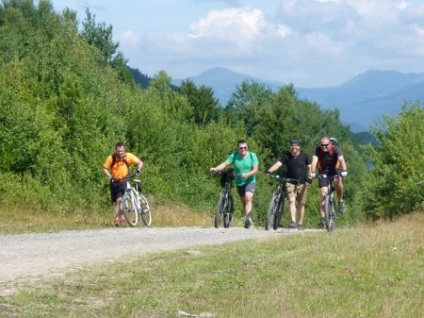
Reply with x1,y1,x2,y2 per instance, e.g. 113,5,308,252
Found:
210,140,259,228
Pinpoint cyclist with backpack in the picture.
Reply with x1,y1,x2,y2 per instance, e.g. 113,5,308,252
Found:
310,136,347,228
102,141,143,226
210,140,259,229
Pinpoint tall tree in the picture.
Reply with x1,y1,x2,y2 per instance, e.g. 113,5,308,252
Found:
177,79,220,126
80,9,131,82
226,80,273,136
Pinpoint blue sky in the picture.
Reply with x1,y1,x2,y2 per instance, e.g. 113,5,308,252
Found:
52,0,424,87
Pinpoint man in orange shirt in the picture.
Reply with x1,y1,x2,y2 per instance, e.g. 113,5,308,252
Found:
102,141,143,226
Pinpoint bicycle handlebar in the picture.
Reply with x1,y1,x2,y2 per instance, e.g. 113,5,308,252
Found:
316,173,338,182
268,174,299,185
210,169,242,177
127,172,142,180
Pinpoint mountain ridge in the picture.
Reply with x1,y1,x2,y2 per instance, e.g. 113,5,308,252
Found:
171,68,424,132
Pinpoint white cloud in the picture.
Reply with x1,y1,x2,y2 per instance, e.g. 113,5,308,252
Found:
187,8,289,49
114,0,424,86
119,30,142,45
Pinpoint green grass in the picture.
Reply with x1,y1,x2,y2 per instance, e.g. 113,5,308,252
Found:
1,213,423,317
0,202,214,234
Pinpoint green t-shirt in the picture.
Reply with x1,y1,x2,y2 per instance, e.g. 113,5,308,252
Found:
226,151,259,186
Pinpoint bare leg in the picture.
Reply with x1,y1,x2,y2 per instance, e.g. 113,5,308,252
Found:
116,197,123,217
335,177,344,202
298,204,305,224
319,187,327,218
289,196,297,222
242,192,254,219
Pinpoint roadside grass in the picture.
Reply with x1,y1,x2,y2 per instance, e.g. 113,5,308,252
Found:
0,200,213,234
1,213,422,317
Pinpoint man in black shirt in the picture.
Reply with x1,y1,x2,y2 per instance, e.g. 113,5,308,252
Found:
267,140,312,230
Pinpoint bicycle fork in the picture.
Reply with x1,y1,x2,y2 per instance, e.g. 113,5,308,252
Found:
329,192,336,219
131,190,141,212
224,191,233,218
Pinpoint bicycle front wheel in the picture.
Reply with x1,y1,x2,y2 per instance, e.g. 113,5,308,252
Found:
223,195,232,228
274,195,284,230
266,193,279,230
214,191,226,228
139,194,152,226
123,193,139,227
324,195,335,232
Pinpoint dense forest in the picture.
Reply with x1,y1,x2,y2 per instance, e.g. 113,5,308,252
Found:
0,0,422,226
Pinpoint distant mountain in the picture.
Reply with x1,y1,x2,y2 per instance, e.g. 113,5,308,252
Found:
172,66,283,104
171,68,424,132
297,70,424,131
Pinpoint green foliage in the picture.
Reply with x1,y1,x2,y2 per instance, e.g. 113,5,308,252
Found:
360,103,424,220
176,79,220,126
0,0,377,227
80,9,132,83
226,80,273,136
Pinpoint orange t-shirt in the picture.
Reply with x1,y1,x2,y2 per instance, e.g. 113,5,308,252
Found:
103,153,139,180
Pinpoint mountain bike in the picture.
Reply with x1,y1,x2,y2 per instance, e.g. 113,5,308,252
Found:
212,169,235,228
122,173,152,227
266,174,299,230
319,173,338,232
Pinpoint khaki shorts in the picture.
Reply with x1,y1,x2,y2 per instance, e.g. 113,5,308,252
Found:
285,183,309,205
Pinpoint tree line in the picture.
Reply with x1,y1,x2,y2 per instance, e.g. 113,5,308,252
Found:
0,0,422,224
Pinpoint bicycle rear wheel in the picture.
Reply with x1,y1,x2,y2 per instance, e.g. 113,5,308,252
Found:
139,194,152,226
123,193,139,227
324,195,335,232
266,193,280,230
214,192,226,228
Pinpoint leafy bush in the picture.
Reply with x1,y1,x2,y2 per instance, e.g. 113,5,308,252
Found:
360,103,424,220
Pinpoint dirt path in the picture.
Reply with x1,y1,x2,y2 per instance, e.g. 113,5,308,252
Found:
0,226,319,296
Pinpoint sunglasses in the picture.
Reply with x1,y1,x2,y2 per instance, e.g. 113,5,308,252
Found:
239,147,248,150
321,143,330,147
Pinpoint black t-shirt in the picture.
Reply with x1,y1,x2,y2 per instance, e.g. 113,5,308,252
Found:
314,145,343,174
279,151,311,184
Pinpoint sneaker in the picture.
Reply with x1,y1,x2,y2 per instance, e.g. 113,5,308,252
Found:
244,219,252,229
289,221,297,229
318,218,325,228
339,201,346,214
297,223,304,231
119,217,126,226
114,216,126,227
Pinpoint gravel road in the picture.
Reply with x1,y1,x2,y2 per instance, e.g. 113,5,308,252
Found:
0,226,319,296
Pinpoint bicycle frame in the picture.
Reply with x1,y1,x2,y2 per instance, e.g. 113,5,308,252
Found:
122,174,152,227
266,175,298,230
213,170,235,228
125,179,142,212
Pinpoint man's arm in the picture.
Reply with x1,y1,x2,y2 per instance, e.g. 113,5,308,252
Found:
267,161,282,174
338,155,347,171
244,164,259,178
210,161,230,172
136,158,144,170
311,155,318,174
102,167,112,179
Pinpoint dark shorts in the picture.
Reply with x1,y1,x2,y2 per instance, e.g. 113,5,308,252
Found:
318,173,340,188
236,182,256,197
110,182,126,203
